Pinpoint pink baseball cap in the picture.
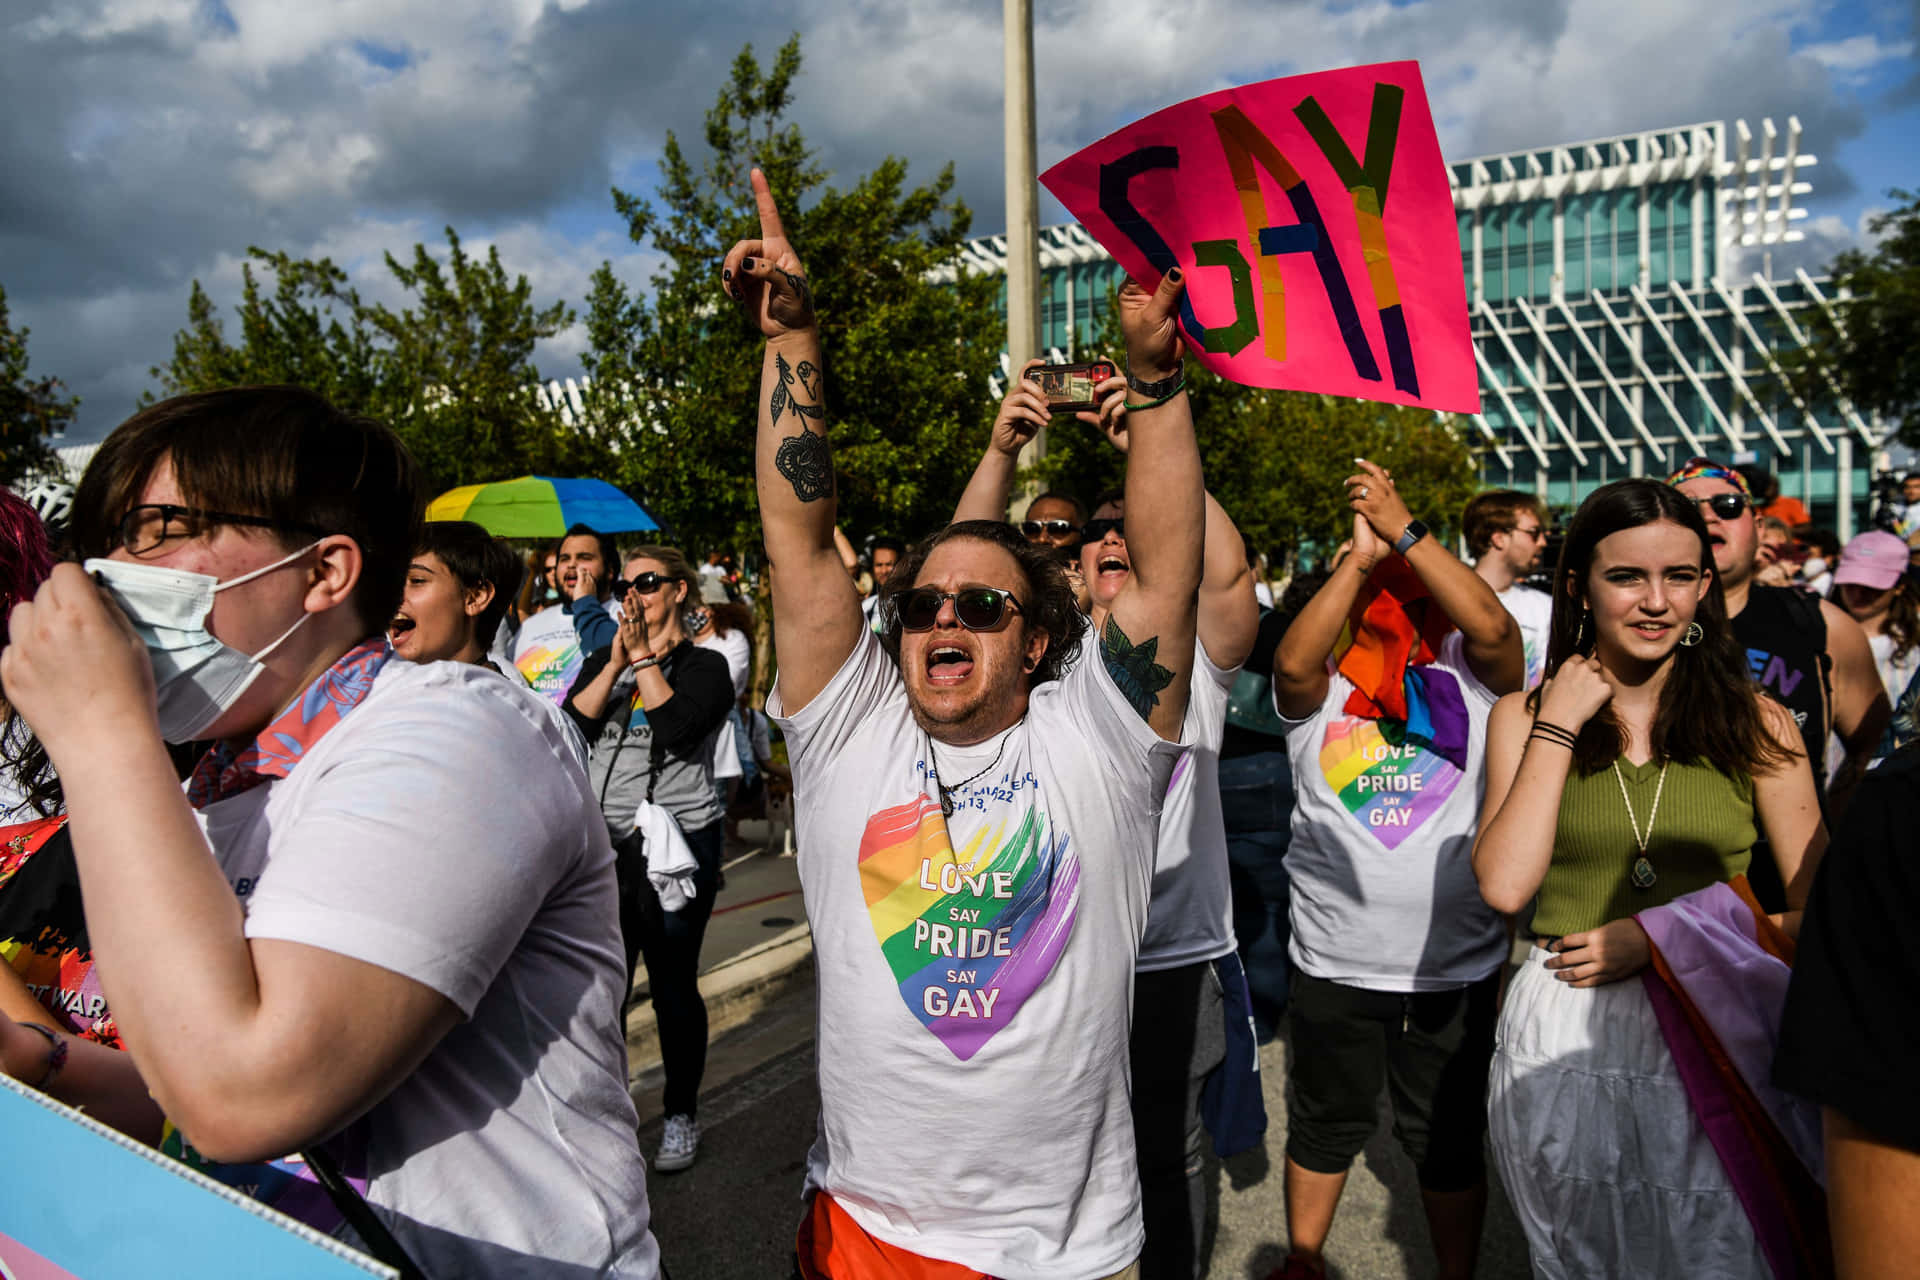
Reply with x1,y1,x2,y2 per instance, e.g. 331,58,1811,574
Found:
1833,531,1910,591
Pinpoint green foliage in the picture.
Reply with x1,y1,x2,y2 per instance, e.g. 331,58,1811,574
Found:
0,285,78,488
583,34,1001,557
1779,189,1920,446
149,232,598,495
1028,305,1478,569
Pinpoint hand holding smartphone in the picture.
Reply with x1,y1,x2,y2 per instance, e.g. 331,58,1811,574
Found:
1023,361,1118,415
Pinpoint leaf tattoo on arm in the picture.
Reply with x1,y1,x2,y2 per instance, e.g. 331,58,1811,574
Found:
1100,616,1174,721
772,351,822,424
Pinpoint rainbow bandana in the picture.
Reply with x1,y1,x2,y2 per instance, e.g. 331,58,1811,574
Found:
1331,556,1468,771
1665,456,1752,496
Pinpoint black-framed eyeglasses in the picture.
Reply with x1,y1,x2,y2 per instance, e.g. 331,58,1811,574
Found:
893,587,1024,632
118,504,324,557
1513,524,1545,542
1020,518,1077,541
628,572,669,595
1687,493,1750,520
1079,517,1124,545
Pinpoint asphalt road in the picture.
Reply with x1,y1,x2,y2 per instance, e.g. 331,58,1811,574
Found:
637,984,1535,1280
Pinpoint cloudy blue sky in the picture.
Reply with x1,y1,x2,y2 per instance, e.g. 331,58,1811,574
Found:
4,0,1914,442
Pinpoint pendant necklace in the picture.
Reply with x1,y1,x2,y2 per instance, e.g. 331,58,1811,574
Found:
1612,758,1669,890
933,735,1009,818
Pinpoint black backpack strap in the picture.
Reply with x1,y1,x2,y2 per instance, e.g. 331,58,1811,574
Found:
302,1146,430,1280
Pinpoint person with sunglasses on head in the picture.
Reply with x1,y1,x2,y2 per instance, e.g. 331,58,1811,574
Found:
0,386,661,1276
1472,479,1825,1277
563,544,733,1174
1668,458,1888,912
954,362,1263,1278
729,168,1203,1280
1464,490,1554,690
1267,462,1525,1280
513,522,624,703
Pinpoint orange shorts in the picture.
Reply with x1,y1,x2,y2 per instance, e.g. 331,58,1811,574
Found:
793,1192,991,1280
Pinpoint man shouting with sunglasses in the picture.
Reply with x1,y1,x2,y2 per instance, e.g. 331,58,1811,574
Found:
1669,458,1888,911
729,168,1202,1280
954,384,1263,1277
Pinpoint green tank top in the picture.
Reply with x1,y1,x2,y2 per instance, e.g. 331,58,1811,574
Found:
1530,757,1755,937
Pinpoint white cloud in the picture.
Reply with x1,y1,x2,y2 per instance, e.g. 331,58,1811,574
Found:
1,0,1899,441
1799,32,1916,77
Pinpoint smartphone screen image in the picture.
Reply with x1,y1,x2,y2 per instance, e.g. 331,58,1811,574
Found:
1023,361,1117,414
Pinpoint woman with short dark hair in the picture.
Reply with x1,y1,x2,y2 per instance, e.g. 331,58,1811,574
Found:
389,520,525,678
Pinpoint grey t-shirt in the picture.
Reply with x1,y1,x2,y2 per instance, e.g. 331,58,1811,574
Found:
571,642,733,836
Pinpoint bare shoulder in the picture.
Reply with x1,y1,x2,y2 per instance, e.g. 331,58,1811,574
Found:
1491,690,1534,724
1756,692,1804,754
1817,597,1869,643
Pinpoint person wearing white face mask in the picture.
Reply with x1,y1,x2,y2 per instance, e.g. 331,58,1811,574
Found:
0,387,662,1278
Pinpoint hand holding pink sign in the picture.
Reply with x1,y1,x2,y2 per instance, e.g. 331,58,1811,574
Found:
1040,60,1479,414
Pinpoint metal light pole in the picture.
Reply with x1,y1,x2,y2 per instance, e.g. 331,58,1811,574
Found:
1003,0,1044,481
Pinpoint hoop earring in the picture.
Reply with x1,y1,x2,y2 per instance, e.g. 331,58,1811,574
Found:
1679,621,1704,648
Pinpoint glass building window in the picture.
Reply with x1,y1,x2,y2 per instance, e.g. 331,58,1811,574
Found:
1484,207,1507,302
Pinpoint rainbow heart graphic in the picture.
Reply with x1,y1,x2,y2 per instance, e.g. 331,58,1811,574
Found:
856,794,1076,1060
1318,714,1463,849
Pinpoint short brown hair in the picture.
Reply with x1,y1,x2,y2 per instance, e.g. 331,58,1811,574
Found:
71,386,423,636
880,520,1088,688
1462,490,1543,558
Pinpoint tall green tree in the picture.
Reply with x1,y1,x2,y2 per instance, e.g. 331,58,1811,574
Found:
150,232,596,495
1029,313,1478,571
1779,188,1920,446
582,35,1000,559
0,285,79,488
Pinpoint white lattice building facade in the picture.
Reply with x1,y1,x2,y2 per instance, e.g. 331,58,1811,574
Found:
954,116,1883,534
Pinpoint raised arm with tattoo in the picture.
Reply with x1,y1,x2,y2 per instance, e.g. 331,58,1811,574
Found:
1101,273,1204,742
725,169,862,714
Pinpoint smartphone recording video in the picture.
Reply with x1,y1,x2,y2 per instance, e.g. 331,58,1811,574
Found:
1023,361,1118,415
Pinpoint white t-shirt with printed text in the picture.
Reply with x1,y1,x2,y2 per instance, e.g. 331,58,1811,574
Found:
1137,639,1240,972
512,598,622,703
1497,584,1555,691
769,628,1182,1280
1277,632,1507,992
194,661,658,1278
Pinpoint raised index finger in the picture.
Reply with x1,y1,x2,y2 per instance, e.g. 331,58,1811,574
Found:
751,168,788,244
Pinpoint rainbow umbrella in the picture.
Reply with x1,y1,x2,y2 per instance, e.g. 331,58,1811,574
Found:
426,475,659,538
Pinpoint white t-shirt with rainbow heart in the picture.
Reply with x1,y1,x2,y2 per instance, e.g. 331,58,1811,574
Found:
1277,631,1506,992
770,627,1182,1280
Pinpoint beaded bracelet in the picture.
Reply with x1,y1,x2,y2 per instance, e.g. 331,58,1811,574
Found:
19,1022,66,1090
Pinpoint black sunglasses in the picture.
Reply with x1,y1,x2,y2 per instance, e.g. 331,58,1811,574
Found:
1020,518,1077,540
1078,517,1124,545
627,572,670,595
1687,493,1750,520
894,587,1024,632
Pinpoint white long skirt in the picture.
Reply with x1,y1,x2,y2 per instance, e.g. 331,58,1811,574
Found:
1487,946,1770,1278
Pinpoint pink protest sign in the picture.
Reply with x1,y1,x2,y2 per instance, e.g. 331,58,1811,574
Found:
1041,61,1479,413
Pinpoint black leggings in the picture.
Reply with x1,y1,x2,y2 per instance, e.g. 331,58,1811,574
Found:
616,819,724,1118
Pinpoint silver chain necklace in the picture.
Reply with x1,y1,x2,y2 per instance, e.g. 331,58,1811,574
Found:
1612,759,1670,890
933,735,1009,818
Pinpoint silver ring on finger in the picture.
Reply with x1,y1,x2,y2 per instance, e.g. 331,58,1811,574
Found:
1357,485,1369,499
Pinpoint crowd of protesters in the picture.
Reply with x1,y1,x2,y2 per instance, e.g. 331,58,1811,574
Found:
0,166,1912,1280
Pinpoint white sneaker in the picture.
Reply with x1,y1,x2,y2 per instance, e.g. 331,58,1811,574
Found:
655,1113,700,1172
